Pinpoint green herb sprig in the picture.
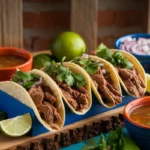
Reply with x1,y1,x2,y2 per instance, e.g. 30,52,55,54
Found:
96,43,133,69
11,71,40,89
44,57,87,88
81,128,140,150
72,57,100,74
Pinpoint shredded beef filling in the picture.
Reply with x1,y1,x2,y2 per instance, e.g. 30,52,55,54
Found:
28,86,44,108
91,67,122,105
28,84,62,129
59,82,89,111
118,68,145,97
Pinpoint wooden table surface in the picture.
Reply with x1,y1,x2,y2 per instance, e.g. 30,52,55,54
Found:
0,106,124,150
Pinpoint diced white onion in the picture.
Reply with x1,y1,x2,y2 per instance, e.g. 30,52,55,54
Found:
99,63,104,66
102,69,106,74
119,37,150,55
142,45,150,52
82,53,89,58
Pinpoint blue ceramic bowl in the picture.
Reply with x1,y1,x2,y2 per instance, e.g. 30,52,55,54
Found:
124,97,150,150
115,33,150,61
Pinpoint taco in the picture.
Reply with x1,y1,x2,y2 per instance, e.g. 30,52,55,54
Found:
89,43,146,98
42,61,92,115
0,69,65,131
72,55,122,108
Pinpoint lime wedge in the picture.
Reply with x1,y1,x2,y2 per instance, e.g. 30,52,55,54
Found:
146,73,150,93
0,113,32,137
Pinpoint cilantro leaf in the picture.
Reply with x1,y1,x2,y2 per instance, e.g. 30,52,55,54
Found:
81,138,97,150
44,59,87,88
12,71,33,83
97,43,108,50
96,43,112,59
83,63,99,74
107,128,122,147
23,81,35,89
121,59,133,69
64,75,74,86
96,43,133,69
72,57,99,75
11,71,40,89
99,134,107,150
73,73,87,88
122,135,140,150
61,56,66,64
81,128,139,150
56,72,66,82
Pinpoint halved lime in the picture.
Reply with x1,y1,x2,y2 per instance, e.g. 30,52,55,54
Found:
0,113,32,137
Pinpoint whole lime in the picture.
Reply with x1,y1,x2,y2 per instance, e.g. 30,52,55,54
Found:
50,31,86,61
33,54,54,69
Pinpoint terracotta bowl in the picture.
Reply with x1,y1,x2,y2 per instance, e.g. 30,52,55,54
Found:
124,96,150,150
0,47,32,81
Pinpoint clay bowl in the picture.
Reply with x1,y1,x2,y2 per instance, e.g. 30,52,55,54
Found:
124,96,150,150
0,47,32,81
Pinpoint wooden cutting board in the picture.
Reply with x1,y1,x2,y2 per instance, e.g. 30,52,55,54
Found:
0,106,124,150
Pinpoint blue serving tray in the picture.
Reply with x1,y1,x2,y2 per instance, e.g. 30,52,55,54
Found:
0,88,135,137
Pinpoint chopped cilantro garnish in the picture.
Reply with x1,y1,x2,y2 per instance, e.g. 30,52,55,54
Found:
96,43,133,69
72,57,100,74
81,128,140,150
11,71,40,89
44,58,87,88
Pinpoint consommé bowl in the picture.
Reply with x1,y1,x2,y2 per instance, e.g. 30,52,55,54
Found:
124,96,150,150
0,47,32,81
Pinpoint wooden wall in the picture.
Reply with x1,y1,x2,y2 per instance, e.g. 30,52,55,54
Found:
0,0,149,51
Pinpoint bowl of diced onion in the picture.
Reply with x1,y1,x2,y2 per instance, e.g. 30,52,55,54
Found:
115,33,150,59
115,33,150,72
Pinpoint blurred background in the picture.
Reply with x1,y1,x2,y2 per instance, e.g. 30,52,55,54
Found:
0,0,148,51
23,0,147,51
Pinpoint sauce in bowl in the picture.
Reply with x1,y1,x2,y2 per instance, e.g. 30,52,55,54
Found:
0,55,26,68
130,104,150,128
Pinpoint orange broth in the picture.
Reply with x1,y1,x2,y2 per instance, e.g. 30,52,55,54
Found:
0,55,26,68
130,104,150,127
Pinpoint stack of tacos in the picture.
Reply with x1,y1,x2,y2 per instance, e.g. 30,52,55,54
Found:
43,61,92,115
72,55,122,108
90,43,146,97
0,69,65,131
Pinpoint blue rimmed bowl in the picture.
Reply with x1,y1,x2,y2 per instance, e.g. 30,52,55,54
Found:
115,33,150,61
124,96,150,150
115,33,150,73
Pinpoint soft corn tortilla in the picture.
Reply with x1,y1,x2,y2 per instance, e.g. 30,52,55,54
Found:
50,62,92,115
110,49,147,97
0,69,65,131
71,55,122,108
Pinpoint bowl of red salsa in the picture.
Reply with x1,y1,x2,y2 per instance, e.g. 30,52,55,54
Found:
0,47,32,81
124,96,150,150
